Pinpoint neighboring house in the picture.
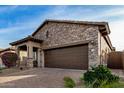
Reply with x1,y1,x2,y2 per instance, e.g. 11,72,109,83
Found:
10,19,114,70
0,47,15,68
0,47,15,55
0,48,3,51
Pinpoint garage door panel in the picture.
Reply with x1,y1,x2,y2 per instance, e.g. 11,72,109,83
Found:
44,44,88,70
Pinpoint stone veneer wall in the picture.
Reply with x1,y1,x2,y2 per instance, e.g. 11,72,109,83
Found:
33,22,100,68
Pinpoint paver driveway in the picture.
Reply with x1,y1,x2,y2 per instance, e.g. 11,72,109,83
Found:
0,68,84,88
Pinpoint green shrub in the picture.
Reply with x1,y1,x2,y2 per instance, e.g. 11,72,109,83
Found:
82,65,120,88
63,77,76,88
80,77,84,81
100,82,124,88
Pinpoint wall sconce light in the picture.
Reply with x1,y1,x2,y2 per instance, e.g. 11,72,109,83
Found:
90,40,94,44
90,40,96,45
91,49,95,52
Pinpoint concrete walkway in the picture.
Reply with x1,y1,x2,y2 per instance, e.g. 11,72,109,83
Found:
0,68,84,88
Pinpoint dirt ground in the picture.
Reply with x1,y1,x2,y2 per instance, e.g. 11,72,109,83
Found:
0,68,84,88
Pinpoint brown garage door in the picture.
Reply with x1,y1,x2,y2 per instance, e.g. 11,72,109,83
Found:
44,44,88,70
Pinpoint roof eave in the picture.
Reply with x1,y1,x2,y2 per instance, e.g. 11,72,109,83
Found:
10,36,42,46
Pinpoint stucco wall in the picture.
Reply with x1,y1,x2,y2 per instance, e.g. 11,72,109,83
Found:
0,57,5,68
33,22,100,68
101,36,111,64
19,51,27,61
98,32,112,65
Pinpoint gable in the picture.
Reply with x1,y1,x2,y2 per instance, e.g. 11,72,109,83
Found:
31,19,113,50
32,19,110,36
32,20,99,41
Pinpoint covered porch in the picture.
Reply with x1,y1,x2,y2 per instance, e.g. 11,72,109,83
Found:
10,36,44,68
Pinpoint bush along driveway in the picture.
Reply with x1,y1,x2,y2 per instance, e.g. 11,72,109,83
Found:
0,68,83,88
63,65,124,88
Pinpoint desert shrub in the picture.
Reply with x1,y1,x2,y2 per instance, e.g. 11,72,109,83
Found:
80,77,84,82
82,65,119,88
63,77,76,88
1,52,18,68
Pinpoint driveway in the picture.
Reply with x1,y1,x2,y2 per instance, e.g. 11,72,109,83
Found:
0,68,84,88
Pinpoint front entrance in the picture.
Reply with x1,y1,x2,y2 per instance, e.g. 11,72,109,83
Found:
17,45,40,68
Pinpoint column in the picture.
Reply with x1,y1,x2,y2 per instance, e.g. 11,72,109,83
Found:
15,46,20,57
27,44,33,59
27,43,34,67
15,46,20,67
37,49,41,67
41,50,45,68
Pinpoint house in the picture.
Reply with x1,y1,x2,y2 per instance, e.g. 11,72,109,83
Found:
10,19,114,70
0,47,15,68
0,47,15,55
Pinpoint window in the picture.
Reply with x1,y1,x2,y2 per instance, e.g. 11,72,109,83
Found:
46,30,49,38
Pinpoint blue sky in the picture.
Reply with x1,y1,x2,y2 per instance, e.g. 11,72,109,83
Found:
0,5,124,50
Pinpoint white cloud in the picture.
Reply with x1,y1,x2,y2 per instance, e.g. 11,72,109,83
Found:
0,23,36,34
88,7,124,21
0,26,25,34
0,22,37,48
109,19,124,51
39,6,124,22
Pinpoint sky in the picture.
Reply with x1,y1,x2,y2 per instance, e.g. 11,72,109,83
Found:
0,5,124,51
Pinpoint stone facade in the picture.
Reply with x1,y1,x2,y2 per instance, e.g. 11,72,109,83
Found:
33,22,103,68
11,20,113,69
